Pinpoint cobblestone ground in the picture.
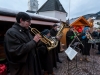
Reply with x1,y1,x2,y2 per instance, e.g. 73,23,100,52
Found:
54,47,100,75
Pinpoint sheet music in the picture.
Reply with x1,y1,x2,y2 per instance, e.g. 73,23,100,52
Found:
65,46,78,60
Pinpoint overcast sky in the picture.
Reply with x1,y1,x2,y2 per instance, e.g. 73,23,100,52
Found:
0,0,100,19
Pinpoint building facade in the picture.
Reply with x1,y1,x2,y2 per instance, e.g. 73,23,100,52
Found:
37,0,67,22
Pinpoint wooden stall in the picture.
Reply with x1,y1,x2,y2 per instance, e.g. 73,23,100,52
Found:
70,16,91,27
0,8,59,60
60,16,92,46
60,27,69,46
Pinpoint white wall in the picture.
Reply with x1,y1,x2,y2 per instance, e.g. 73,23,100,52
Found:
93,20,100,28
38,11,55,18
38,11,67,22
55,11,66,22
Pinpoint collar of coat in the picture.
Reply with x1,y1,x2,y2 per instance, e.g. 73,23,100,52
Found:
12,23,29,33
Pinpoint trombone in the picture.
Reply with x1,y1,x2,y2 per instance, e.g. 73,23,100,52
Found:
72,29,84,47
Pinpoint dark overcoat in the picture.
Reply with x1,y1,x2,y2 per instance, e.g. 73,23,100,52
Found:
80,33,91,55
37,39,54,74
66,30,75,48
50,29,57,36
50,28,60,65
50,29,60,53
4,23,42,75
37,42,48,71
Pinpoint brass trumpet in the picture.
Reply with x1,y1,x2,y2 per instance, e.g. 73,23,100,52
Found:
86,32,93,39
29,26,58,50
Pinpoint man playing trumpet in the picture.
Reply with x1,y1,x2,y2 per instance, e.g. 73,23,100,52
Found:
80,27,91,61
4,12,42,75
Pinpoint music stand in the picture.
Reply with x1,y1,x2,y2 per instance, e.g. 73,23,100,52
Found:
66,38,82,75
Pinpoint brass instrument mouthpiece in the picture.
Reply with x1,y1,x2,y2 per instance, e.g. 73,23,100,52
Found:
29,26,31,29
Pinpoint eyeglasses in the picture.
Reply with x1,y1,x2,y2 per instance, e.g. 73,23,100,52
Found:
25,20,31,23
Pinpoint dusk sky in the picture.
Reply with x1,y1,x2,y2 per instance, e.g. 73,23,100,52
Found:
0,0,100,19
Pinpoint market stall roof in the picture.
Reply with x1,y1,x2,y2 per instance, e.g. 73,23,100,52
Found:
69,16,92,27
0,7,59,25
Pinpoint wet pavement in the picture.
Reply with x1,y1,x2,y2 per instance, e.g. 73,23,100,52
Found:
54,47,100,75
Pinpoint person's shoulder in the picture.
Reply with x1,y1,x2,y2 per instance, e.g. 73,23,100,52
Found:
6,26,17,35
6,28,12,33
4,28,13,37
50,29,53,32
7,26,15,31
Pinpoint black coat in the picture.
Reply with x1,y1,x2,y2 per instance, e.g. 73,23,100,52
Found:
50,28,60,67
92,31,99,39
50,29,57,37
80,33,91,55
66,30,75,48
4,23,42,75
37,42,48,70
37,40,54,74
50,29,60,53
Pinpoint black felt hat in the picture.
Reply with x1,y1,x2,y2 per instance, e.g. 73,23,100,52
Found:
53,24,58,27
41,29,50,35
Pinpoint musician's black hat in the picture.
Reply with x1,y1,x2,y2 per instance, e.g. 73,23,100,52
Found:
53,24,58,27
41,29,50,35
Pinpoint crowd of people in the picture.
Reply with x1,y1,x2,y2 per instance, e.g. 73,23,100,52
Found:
3,12,100,75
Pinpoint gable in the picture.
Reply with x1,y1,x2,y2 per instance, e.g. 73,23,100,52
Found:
37,0,66,13
70,16,91,27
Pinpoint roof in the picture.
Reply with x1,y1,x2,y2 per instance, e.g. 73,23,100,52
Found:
26,10,36,13
69,16,92,27
0,7,60,25
37,0,66,13
0,7,59,23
